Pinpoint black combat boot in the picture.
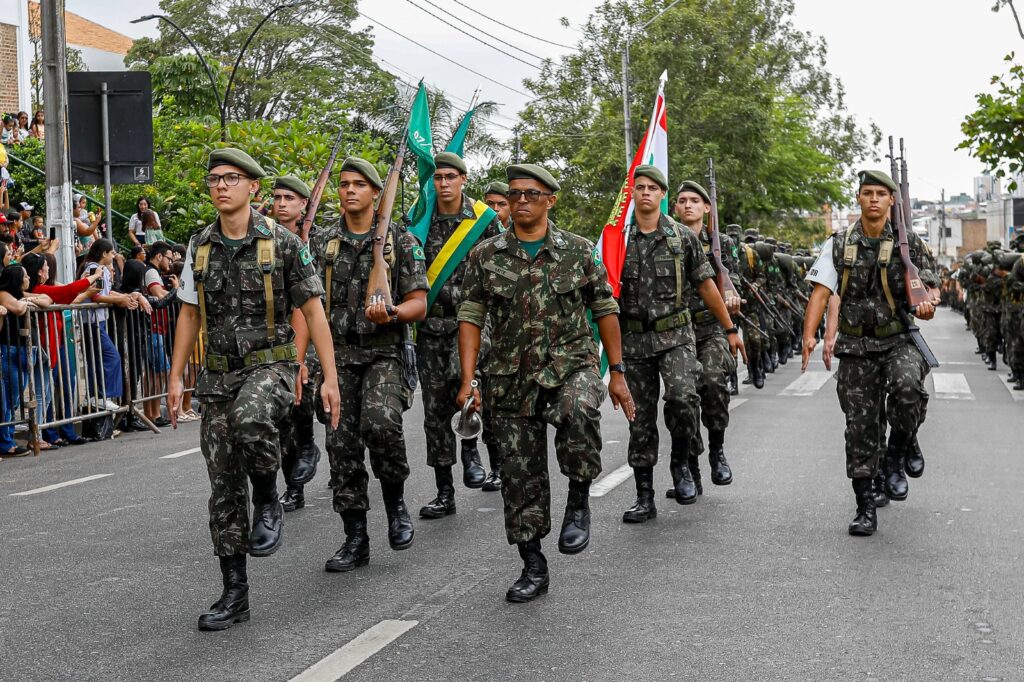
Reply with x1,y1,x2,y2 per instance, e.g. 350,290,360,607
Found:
883,431,910,501
419,466,457,519
753,363,766,389
460,440,487,488
1015,372,1024,391
871,468,889,508
622,467,657,523
482,469,503,491
506,539,549,603
904,433,925,479
248,473,283,557
291,441,321,485
381,481,414,550
197,554,250,631
558,479,591,554
770,349,780,370
325,510,370,572
708,430,733,486
281,483,304,512
742,371,753,385
778,340,789,365
763,350,775,374
728,370,739,396
666,456,697,504
985,352,997,371
848,478,877,537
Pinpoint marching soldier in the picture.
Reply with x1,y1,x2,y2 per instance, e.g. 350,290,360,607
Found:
483,181,512,230
169,148,341,631
313,157,428,572
802,170,937,536
672,180,745,496
618,166,741,523
417,152,503,517
456,163,635,602
271,174,321,511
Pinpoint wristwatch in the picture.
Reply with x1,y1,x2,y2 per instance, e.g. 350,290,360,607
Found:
724,326,739,336
609,362,626,374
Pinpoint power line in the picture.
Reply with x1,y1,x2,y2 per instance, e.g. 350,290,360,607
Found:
357,9,532,97
400,0,543,70
413,0,550,61
449,0,580,50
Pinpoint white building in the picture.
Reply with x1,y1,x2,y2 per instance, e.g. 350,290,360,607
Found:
0,0,34,114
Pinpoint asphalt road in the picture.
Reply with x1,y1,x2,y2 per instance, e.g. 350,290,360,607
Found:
1,307,1021,681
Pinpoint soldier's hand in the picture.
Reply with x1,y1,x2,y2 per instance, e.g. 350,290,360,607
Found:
801,336,817,373
320,376,341,430
608,373,635,422
727,331,747,365
167,376,184,429
456,381,481,414
294,363,309,406
364,301,392,325
915,301,936,320
725,292,742,315
822,334,836,371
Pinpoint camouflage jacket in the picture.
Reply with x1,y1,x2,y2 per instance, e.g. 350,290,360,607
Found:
312,218,428,366
185,209,323,399
832,220,938,357
420,192,503,336
618,214,713,357
688,229,740,341
459,222,619,414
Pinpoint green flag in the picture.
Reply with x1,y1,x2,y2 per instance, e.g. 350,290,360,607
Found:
444,107,476,157
407,81,435,244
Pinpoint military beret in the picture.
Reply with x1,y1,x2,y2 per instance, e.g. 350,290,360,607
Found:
339,156,384,190
506,163,560,192
857,169,897,192
483,181,509,197
676,180,710,204
764,237,778,245
208,148,267,178
273,174,311,199
633,165,668,191
434,151,467,174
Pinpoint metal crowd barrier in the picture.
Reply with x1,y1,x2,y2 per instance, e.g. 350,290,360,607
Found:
0,297,200,456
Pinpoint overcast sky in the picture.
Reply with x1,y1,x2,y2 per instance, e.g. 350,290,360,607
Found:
76,0,1022,200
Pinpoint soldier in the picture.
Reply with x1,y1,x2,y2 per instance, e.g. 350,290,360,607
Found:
671,180,745,496
270,174,321,512
417,152,503,518
168,148,341,630
456,163,634,602
618,166,742,524
801,170,937,537
1004,235,1024,389
731,225,768,389
974,241,1005,371
312,157,428,572
483,181,512,230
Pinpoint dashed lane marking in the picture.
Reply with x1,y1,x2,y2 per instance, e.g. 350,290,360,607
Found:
288,619,418,682
778,371,834,397
9,473,113,497
159,447,201,459
590,464,634,498
932,373,974,400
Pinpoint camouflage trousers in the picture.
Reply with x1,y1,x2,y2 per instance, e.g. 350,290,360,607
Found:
625,344,701,468
740,309,766,370
325,357,412,513
686,332,736,458
1007,303,1024,371
199,364,297,556
974,308,1001,354
279,347,319,486
836,341,929,479
490,368,605,545
773,303,793,348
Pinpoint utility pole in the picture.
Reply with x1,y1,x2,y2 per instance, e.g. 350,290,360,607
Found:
40,0,75,284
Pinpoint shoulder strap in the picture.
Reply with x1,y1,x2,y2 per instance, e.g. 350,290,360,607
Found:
665,235,684,309
194,242,213,348
746,244,755,272
877,239,897,314
257,236,276,343
839,234,856,299
324,238,341,312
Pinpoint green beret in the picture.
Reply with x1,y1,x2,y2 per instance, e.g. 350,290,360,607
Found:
208,148,266,178
764,237,778,246
339,156,383,190
483,181,509,197
434,151,467,175
633,164,668,191
506,163,560,192
273,174,311,199
857,169,897,192
676,180,710,204
743,228,760,243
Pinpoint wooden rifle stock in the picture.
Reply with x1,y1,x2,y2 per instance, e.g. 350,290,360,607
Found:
365,134,410,311
299,126,346,243
706,158,738,298
887,136,930,310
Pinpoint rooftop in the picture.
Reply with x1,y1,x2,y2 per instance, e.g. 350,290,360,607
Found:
28,2,135,55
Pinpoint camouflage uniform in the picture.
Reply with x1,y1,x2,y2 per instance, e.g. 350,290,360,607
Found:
183,210,323,556
1008,254,1024,385
312,219,428,512
416,194,502,470
734,234,768,382
618,215,713,468
458,222,618,544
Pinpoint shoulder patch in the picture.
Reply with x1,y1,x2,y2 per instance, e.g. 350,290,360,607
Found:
255,222,272,237
412,245,425,261
592,248,602,265
299,245,313,266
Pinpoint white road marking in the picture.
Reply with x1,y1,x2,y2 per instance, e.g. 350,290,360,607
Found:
159,447,201,459
778,371,834,397
288,619,418,682
590,464,634,498
932,373,974,400
10,473,113,497
997,373,1024,402
728,398,748,411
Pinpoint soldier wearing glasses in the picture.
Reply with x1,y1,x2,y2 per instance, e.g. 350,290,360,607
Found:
169,148,341,631
417,152,503,518
457,163,635,603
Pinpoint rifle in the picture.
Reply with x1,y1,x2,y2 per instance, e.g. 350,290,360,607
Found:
299,126,346,243
735,311,771,340
888,136,939,368
739,275,786,329
706,158,739,299
366,131,410,311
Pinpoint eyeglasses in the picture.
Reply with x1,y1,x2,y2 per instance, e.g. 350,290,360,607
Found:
205,172,250,187
432,173,462,184
507,189,554,203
